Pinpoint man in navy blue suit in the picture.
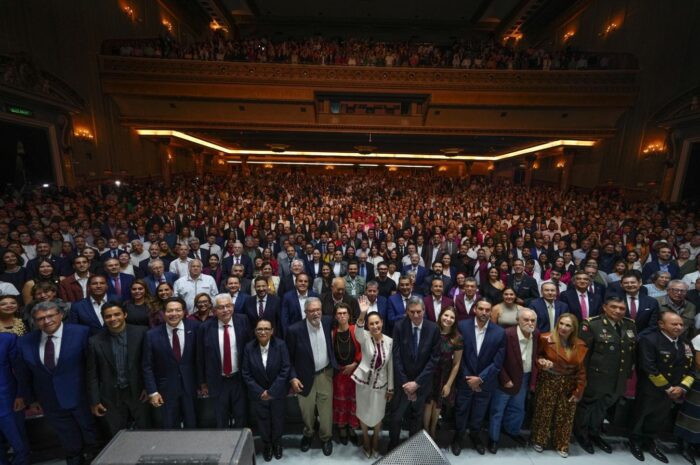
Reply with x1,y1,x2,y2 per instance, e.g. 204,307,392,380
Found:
0,333,28,465
16,301,96,465
558,271,603,322
69,275,109,336
280,273,319,336
386,276,422,333
143,259,177,295
143,297,199,428
242,319,291,461
529,282,569,332
197,293,250,428
619,271,659,333
222,242,253,279
642,244,680,283
452,298,506,456
388,296,440,451
245,277,282,335
99,238,126,263
364,281,388,328
223,276,247,314
402,253,427,288
104,258,134,302
286,297,337,456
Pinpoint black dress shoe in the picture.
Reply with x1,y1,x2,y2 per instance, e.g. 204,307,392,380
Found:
629,441,645,461
504,432,527,446
578,437,595,455
648,444,668,464
591,436,612,454
273,444,283,460
263,444,273,462
488,439,498,454
300,435,312,452
470,434,486,455
681,445,697,465
322,440,333,456
451,438,462,456
339,433,348,445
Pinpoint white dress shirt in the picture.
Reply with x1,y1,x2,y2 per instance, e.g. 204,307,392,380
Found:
517,326,533,374
218,319,238,374
75,273,89,298
297,293,308,319
433,297,443,321
166,321,185,356
174,274,219,313
40,323,63,366
260,342,270,368
169,257,192,278
307,320,329,372
475,321,488,356
91,297,106,325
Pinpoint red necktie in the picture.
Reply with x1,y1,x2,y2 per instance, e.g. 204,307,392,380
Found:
172,328,181,362
579,293,588,319
223,324,232,375
630,297,637,319
44,335,56,370
258,300,264,318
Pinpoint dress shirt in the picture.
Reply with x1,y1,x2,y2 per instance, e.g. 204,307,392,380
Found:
578,292,590,319
40,323,64,366
475,321,488,356
75,273,89,298
412,321,423,353
91,297,106,325
218,319,238,374
167,321,185,356
169,258,192,278
367,299,378,314
333,262,341,276
517,326,533,374
306,320,329,372
202,243,222,260
260,342,270,368
545,300,556,328
463,295,476,313
432,297,443,320
174,274,218,313
626,294,639,316
110,330,129,388
297,292,308,319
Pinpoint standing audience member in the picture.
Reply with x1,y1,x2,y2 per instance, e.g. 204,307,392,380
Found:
0,332,29,465
331,302,361,445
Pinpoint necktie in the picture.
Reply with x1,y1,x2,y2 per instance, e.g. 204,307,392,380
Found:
114,277,121,296
112,250,117,258
172,328,181,362
413,326,419,358
630,297,637,319
374,342,383,369
615,323,622,337
195,251,200,260
548,303,555,329
258,300,265,318
160,275,166,284
44,335,56,370
579,293,588,319
223,324,233,375
235,257,240,265
360,264,366,279
589,284,594,294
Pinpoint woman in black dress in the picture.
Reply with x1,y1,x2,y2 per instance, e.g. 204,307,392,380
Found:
124,279,157,326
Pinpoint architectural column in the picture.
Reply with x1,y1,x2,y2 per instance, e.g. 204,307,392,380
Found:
523,154,536,187
240,155,250,175
463,161,473,185
157,137,172,187
192,147,204,177
560,148,576,192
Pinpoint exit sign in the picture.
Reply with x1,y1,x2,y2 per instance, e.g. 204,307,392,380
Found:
6,105,33,117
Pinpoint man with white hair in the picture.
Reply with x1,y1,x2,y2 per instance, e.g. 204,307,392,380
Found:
129,240,149,268
173,260,218,313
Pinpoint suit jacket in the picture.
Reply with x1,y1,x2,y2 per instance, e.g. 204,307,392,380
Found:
58,274,87,302
423,295,454,322
558,288,603,321
142,320,200,399
357,262,375,282
506,274,540,305
222,254,253,279
625,294,660,333
69,298,106,336
453,292,481,321
498,326,539,395
386,293,423,323
457,319,506,391
305,260,324,281
100,249,127,262
528,298,569,333
605,281,648,299
0,333,19,416
229,292,247,315
188,248,210,264
86,325,147,406
106,273,134,302
16,324,90,410
366,296,389,329
642,260,680,283
285,316,338,396
196,316,250,396
320,293,360,322
27,254,70,278
144,272,177,295
392,317,440,393
244,295,281,334
402,265,427,286
280,289,320,336
241,337,291,401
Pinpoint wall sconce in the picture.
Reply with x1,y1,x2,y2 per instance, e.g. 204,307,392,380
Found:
122,4,135,20
161,19,173,33
167,152,173,162
74,127,94,141
210,20,222,31
325,165,335,170
563,31,575,41
487,163,495,171
556,160,566,169
217,158,225,166
263,163,274,169
438,166,448,172
642,142,665,157
387,166,398,172
601,22,618,36
532,161,540,170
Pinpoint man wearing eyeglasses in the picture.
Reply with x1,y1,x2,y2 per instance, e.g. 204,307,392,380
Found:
657,280,696,341
16,301,96,465
197,293,251,428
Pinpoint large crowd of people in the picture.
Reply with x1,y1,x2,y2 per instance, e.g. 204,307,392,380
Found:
0,172,699,465
104,33,632,70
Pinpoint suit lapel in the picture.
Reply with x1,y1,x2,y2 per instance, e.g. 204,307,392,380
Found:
100,332,117,371
126,327,140,369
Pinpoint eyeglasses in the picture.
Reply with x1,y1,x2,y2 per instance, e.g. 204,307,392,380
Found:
255,328,272,333
34,312,60,323
215,304,234,310
196,301,212,306
668,288,687,293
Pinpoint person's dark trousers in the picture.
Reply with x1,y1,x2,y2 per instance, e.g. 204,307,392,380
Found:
0,411,29,465
98,387,151,438
161,394,197,429
42,404,96,465
574,391,619,441
454,379,493,436
388,388,429,446
215,374,248,428
251,398,285,445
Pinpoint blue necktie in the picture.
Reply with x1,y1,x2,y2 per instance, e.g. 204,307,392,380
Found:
413,326,419,358
360,264,366,279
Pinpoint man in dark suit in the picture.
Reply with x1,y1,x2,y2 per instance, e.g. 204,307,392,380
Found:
619,271,659,333
143,297,199,428
388,297,440,451
223,242,253,279
138,243,164,278
320,278,360,322
642,244,680,283
356,252,375,282
280,273,319,337
421,261,452,296
364,281,388,328
59,255,91,303
529,282,569,332
86,302,150,438
16,301,96,465
104,258,134,302
387,276,422,332
286,297,337,456
245,277,282,335
70,275,109,336
423,277,454,322
242,319,291,461
402,253,427,287
223,276,248,314
559,271,603,322
187,237,210,264
26,240,69,278
454,277,480,321
198,293,250,428
506,259,539,306
488,308,538,453
0,333,28,465
99,238,126,263
452,299,506,456
143,259,177,295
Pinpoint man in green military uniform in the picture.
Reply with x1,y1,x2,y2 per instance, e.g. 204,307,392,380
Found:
629,310,694,463
575,296,636,454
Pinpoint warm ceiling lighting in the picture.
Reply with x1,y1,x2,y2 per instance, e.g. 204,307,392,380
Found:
161,19,173,32
386,165,433,169
602,22,618,35
563,31,575,41
556,160,566,169
325,165,335,170
122,4,135,20
532,161,540,169
136,130,596,162
210,20,223,31
74,127,94,141
387,167,398,172
438,166,448,172
263,163,274,169
642,142,665,155
487,163,495,171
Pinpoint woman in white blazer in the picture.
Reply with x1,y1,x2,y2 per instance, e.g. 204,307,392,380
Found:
352,296,394,458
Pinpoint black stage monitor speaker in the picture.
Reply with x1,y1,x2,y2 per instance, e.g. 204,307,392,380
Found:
373,430,451,465
92,429,255,465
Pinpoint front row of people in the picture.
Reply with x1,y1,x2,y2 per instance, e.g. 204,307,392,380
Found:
1,292,696,464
